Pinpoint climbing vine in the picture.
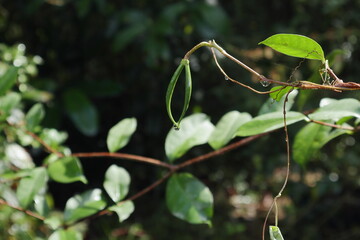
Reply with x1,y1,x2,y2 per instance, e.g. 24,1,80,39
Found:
1,34,360,239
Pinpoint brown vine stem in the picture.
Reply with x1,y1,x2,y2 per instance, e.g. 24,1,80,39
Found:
71,152,175,170
0,198,45,221
262,89,293,240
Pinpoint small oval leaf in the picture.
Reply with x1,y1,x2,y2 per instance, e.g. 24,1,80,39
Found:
208,111,252,150
16,167,48,208
103,165,131,202
0,67,18,95
259,34,325,62
63,89,98,136
108,201,135,223
25,103,45,131
49,229,82,240
5,143,34,169
166,173,213,225
165,113,214,162
64,188,107,223
106,118,137,152
48,157,88,184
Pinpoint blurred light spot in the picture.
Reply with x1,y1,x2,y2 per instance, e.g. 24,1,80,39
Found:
329,172,339,182
184,24,193,35
17,43,26,52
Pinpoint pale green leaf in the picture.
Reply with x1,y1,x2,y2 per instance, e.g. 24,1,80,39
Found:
269,226,284,240
259,33,325,62
0,67,18,95
16,167,48,208
48,157,87,184
293,123,348,166
0,92,21,119
237,111,306,136
25,103,45,131
5,143,34,169
165,113,214,162
103,165,130,202
106,118,137,152
49,229,82,240
208,111,252,150
63,89,98,136
108,201,135,222
259,89,298,114
64,188,107,223
309,98,360,121
166,173,213,225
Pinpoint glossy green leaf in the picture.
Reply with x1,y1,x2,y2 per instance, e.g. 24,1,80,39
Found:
308,98,360,121
64,188,107,223
208,111,252,150
103,165,130,202
16,167,48,208
63,88,98,136
237,111,306,136
108,201,135,222
34,193,50,217
48,157,88,184
0,67,18,95
106,118,137,152
0,92,21,119
166,59,192,129
166,173,213,225
25,103,45,131
259,34,325,62
293,123,348,166
269,86,297,102
269,226,284,240
259,89,298,114
49,229,82,240
44,216,63,230
5,143,34,169
165,113,214,162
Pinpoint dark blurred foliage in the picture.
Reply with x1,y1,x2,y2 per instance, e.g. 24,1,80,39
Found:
1,0,360,239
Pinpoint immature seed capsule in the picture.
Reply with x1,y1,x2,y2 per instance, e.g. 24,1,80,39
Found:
165,59,192,129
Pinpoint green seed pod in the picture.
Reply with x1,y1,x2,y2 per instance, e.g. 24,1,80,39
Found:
165,59,192,129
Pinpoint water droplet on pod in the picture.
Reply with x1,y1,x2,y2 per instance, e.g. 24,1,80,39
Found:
260,80,270,87
224,76,229,81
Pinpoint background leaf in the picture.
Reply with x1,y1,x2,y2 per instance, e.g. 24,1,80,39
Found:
165,113,214,162
103,165,130,202
108,201,135,223
64,188,107,223
0,67,18,95
63,88,98,136
308,98,360,121
48,229,82,240
208,111,252,149
106,118,137,152
237,111,306,136
259,89,298,114
5,143,34,169
293,123,348,166
25,103,45,131
16,167,48,208
166,173,213,225
48,157,87,184
259,33,325,62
